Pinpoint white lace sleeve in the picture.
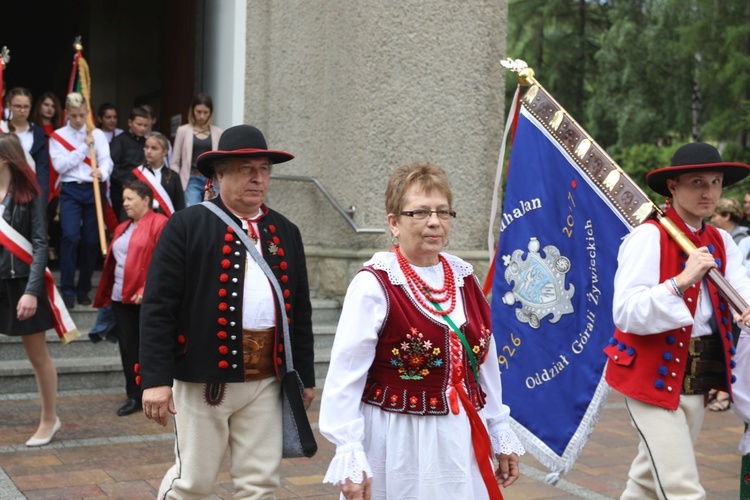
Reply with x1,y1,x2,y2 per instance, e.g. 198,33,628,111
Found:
322,442,375,486
489,423,526,456
480,336,526,456
319,271,385,484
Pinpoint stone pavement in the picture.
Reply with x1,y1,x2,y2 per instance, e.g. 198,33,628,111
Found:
0,387,743,499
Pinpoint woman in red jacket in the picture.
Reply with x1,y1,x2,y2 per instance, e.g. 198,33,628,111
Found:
94,180,168,416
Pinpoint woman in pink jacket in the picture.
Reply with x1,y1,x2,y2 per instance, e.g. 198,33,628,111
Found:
170,93,222,207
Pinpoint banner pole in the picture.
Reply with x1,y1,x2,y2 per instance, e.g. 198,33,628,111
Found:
73,37,108,256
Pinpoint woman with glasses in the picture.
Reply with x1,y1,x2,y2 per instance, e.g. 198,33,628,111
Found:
2,88,50,210
319,162,524,499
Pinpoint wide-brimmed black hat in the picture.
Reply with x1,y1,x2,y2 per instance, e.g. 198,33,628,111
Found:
196,124,294,177
646,142,750,196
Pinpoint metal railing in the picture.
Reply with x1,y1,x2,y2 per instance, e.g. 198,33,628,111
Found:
271,174,385,234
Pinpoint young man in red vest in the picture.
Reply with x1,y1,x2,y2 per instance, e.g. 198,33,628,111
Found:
605,142,750,499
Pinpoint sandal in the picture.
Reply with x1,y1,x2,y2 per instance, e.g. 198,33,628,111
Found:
708,394,731,412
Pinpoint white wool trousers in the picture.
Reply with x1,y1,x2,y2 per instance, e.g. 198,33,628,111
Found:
621,394,706,500
159,377,282,499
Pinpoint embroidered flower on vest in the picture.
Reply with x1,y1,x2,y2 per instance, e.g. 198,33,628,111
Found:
472,324,493,361
390,327,444,380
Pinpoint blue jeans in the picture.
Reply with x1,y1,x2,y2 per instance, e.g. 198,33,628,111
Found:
59,182,100,297
89,305,116,336
184,173,219,207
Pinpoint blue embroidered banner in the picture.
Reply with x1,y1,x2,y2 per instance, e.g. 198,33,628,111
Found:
491,105,631,475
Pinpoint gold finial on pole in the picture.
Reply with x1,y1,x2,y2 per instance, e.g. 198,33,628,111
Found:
500,58,537,86
517,67,536,87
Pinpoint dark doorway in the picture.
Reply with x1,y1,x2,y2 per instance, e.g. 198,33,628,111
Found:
2,0,198,138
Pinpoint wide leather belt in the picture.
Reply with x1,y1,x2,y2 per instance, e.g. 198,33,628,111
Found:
242,328,275,381
682,333,726,395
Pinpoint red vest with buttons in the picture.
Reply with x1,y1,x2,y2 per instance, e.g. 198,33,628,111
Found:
604,208,735,410
360,267,494,415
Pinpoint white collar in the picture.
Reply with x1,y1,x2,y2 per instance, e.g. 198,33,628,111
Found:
364,251,472,287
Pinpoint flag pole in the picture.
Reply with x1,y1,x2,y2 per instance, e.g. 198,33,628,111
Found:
72,37,107,256
509,62,748,315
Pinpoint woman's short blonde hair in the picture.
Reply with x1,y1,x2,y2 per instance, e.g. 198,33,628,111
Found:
385,162,452,216
715,197,743,223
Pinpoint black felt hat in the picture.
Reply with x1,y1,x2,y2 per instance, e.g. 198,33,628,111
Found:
196,125,294,177
646,142,750,196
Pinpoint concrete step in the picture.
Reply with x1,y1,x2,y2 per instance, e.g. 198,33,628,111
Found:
0,324,335,358
313,324,336,350
66,304,100,333
1,325,338,393
0,356,124,394
311,298,341,325
0,330,119,360
2,348,334,393
3,268,342,392
314,345,332,386
51,298,339,335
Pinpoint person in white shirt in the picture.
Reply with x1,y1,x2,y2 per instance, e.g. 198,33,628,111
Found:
49,92,112,309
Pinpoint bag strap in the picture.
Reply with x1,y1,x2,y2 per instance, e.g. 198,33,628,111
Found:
201,202,295,370
431,300,481,388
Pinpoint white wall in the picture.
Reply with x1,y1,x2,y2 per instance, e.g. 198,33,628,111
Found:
204,0,247,129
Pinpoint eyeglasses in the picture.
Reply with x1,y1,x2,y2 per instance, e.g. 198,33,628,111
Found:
11,104,30,111
400,209,456,220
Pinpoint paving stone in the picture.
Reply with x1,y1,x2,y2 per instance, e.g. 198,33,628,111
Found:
24,484,107,499
0,388,746,498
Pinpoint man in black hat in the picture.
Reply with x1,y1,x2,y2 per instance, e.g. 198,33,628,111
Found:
604,142,750,499
138,125,315,498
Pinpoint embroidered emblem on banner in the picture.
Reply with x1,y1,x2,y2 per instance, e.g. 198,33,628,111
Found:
501,237,575,328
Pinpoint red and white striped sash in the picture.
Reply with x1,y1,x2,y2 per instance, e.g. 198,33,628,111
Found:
0,216,79,344
132,166,174,217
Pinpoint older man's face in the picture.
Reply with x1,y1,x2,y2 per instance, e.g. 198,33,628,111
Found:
216,157,271,215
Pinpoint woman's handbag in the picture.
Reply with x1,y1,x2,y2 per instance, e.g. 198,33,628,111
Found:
202,202,317,458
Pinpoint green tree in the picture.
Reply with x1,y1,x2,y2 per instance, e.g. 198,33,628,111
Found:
506,0,610,121
679,0,750,150
586,0,694,148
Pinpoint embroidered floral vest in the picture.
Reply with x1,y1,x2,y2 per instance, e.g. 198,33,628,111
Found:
361,266,494,415
604,207,735,410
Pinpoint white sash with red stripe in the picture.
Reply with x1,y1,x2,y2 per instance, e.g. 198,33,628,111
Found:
0,215,79,344
132,166,174,217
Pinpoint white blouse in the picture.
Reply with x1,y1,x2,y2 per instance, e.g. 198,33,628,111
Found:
613,222,750,336
319,251,524,497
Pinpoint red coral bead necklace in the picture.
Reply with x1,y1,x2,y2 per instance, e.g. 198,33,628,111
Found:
396,245,456,315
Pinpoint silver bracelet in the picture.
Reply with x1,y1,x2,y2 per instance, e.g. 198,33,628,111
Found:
669,277,684,298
